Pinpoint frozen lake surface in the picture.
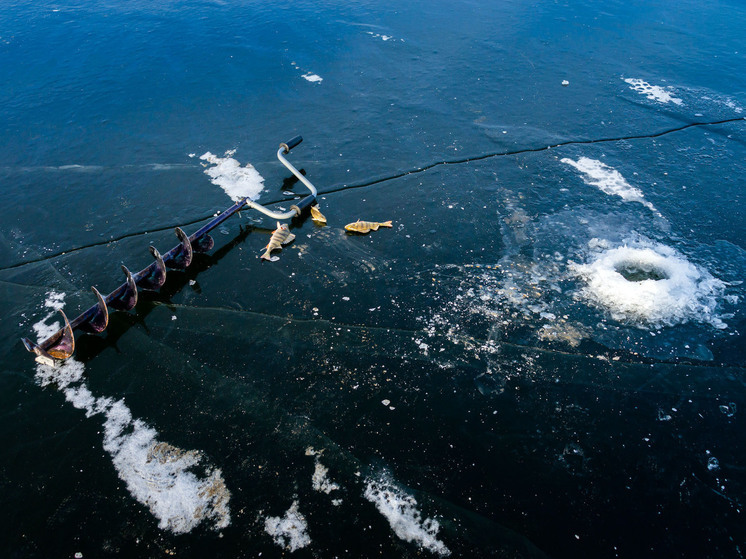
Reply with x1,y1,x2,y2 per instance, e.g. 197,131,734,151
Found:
1,0,745,557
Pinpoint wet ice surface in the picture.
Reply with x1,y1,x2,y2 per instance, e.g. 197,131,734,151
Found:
2,0,746,558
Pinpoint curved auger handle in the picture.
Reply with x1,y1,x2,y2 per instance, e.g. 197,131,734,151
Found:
163,227,193,270
22,309,75,365
280,135,303,154
77,287,109,334
136,247,168,291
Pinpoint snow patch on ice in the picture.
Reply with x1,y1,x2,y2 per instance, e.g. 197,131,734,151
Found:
366,31,402,42
44,291,66,311
32,295,231,534
561,157,659,215
200,150,265,202
264,500,311,552
364,473,450,556
302,73,323,83
305,447,340,495
572,238,729,329
312,462,340,494
624,78,683,105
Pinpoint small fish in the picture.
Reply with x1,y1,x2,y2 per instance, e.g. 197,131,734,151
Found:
261,222,295,260
310,205,327,224
344,220,393,234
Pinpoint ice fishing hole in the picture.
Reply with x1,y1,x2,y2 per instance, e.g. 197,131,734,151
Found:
614,260,669,282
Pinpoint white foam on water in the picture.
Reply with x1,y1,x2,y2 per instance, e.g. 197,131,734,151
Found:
561,157,659,214
572,239,729,329
200,151,265,202
363,474,450,556
264,500,311,552
624,78,683,105
302,73,323,83
32,295,231,534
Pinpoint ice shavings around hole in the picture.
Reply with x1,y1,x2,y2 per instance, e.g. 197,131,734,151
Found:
363,474,450,556
561,157,659,214
624,78,683,105
32,295,231,535
200,150,265,202
572,239,729,329
264,500,311,552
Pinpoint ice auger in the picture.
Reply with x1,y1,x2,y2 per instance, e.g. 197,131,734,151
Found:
23,136,316,364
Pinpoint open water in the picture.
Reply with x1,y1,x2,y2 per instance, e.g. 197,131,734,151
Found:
1,0,745,557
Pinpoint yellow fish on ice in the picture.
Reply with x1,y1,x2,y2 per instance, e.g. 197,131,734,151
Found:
310,205,327,224
261,222,295,260
344,220,393,234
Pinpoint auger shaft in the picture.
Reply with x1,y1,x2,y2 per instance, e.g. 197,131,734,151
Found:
23,136,317,364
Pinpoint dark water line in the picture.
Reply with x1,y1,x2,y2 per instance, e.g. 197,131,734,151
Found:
2,117,743,273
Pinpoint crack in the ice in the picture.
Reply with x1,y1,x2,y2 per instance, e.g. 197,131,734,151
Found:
148,301,746,371
1,117,743,272
323,116,746,196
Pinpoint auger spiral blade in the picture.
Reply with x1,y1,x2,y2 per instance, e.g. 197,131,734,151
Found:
136,246,167,290
78,287,109,334
191,233,215,253
163,227,193,269
107,265,138,311
22,310,75,364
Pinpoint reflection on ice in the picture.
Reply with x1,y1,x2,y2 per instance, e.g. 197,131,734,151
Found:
573,238,729,329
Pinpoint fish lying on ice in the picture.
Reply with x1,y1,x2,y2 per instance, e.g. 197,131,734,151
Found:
310,205,327,224
344,220,393,234
261,222,295,260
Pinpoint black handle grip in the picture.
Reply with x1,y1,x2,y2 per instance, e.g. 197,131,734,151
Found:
282,135,303,153
291,194,316,216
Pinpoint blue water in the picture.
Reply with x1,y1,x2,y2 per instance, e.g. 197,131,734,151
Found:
1,0,745,557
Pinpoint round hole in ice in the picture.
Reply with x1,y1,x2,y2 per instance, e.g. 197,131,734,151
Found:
614,260,669,282
573,241,728,328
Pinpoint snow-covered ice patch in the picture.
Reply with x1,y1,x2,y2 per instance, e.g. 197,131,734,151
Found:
200,150,265,202
264,500,311,552
572,238,729,329
312,462,340,494
364,473,450,556
305,447,340,495
366,31,402,42
32,295,231,534
290,61,323,83
624,78,683,105
561,157,659,215
44,291,66,311
302,73,323,83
